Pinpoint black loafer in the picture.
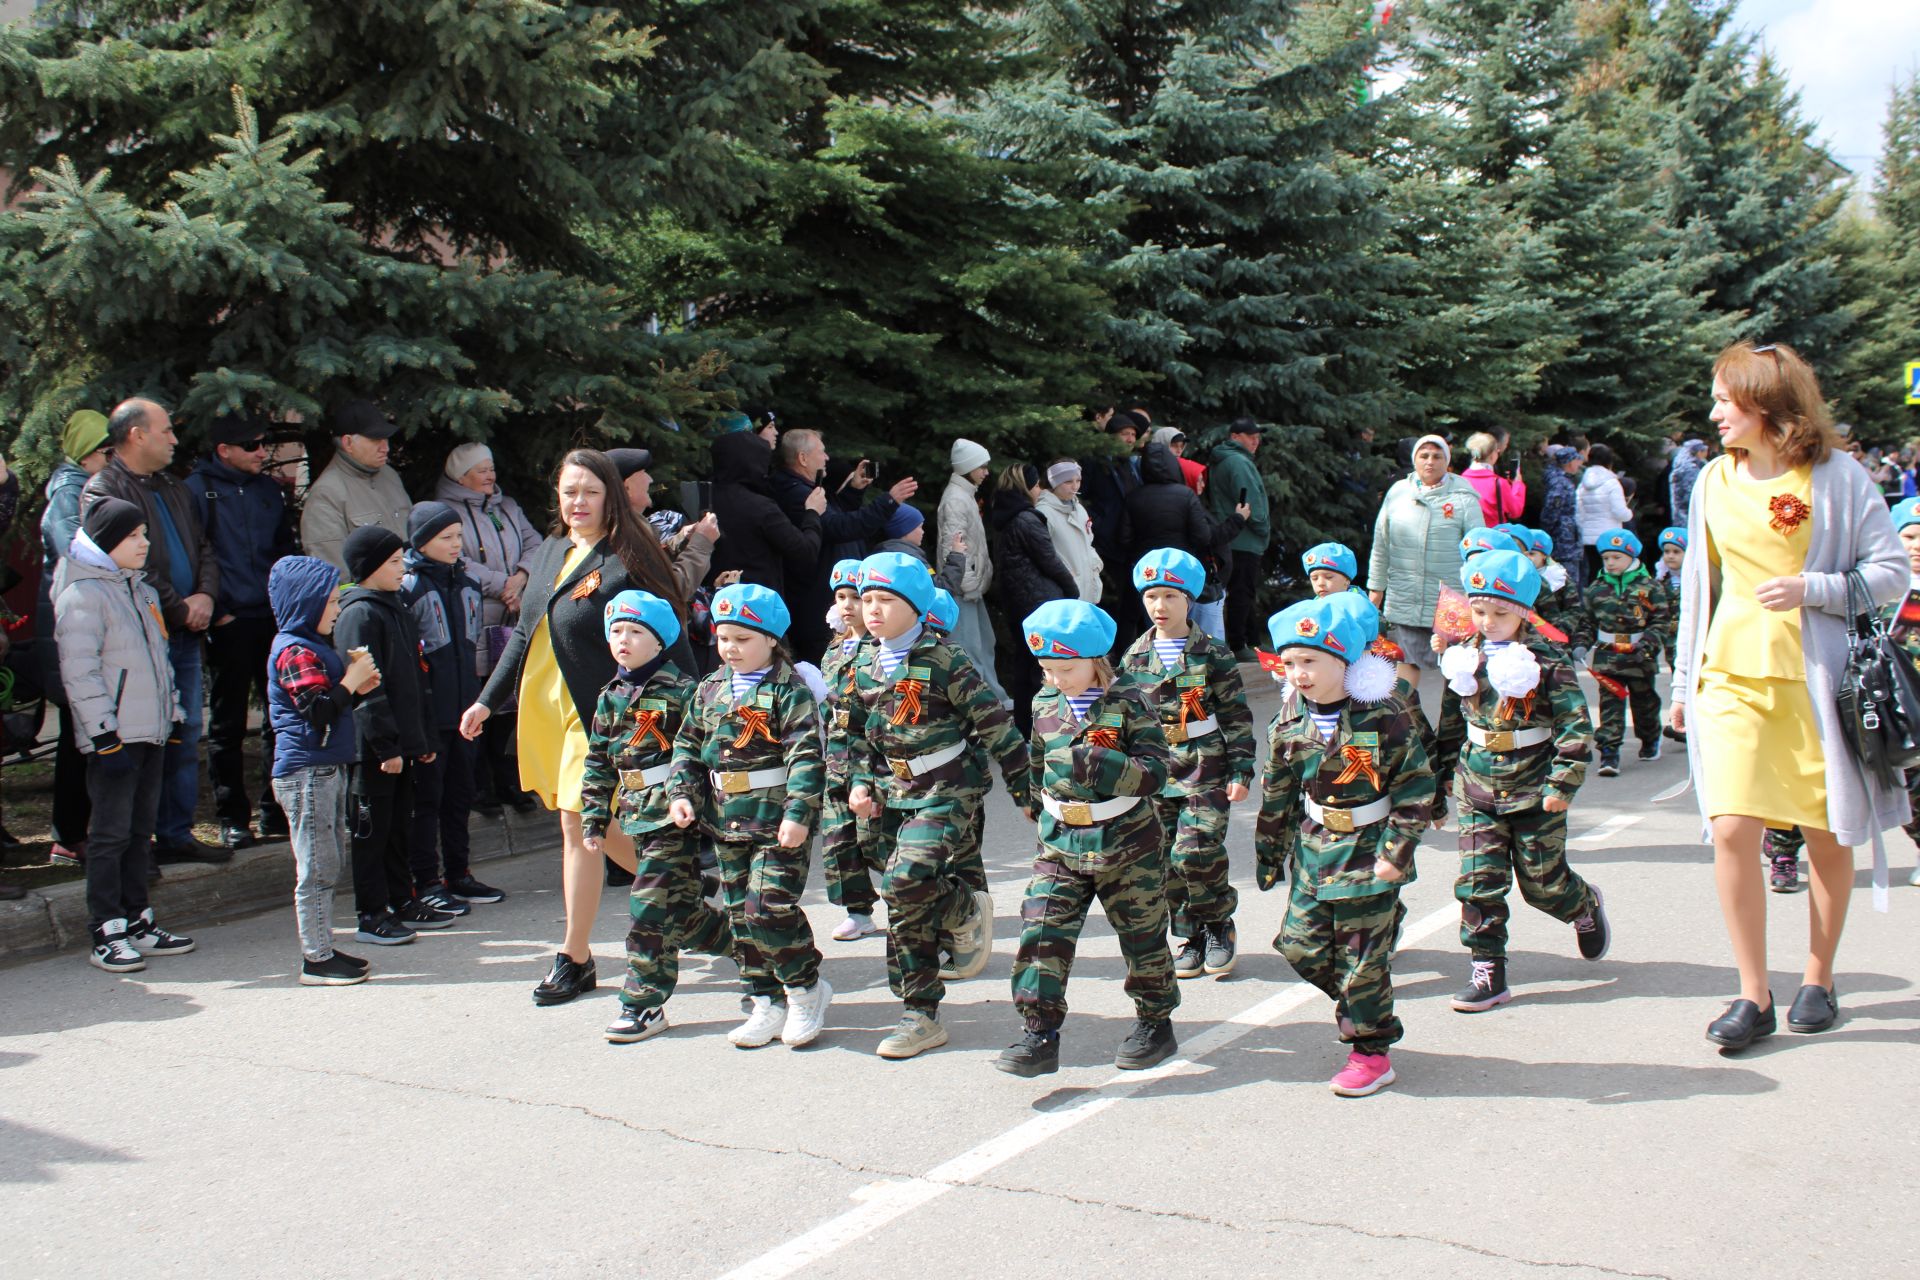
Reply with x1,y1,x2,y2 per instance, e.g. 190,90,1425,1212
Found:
1706,996,1776,1049
532,954,597,1006
1787,983,1839,1033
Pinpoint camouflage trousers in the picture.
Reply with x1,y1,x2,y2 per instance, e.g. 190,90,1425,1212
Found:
821,779,883,915
1153,788,1236,938
876,801,977,1013
1276,883,1406,1056
1455,800,1594,959
621,826,736,1011
952,788,988,893
1593,660,1661,751
1011,848,1179,1034
714,833,821,1000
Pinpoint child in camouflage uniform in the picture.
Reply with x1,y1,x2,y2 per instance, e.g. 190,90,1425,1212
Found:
582,590,735,1044
1579,528,1669,776
666,583,830,1051
995,600,1177,1077
1118,549,1254,979
1302,542,1359,598
1435,551,1611,1012
1653,527,1685,668
926,587,991,898
1519,527,1584,648
846,553,1029,1061
1256,592,1434,1097
820,559,884,942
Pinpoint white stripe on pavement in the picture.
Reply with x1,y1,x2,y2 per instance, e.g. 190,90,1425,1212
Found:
1570,814,1642,847
714,902,1462,1280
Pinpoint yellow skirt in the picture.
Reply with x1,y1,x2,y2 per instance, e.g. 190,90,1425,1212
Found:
1694,670,1827,831
516,617,590,813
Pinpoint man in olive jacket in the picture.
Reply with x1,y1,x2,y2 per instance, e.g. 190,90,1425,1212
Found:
1206,419,1273,662
300,398,413,572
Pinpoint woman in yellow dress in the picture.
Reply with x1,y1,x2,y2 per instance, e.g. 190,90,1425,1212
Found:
1671,342,1907,1050
460,449,692,1006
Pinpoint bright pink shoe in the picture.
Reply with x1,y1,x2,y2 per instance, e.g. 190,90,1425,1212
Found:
1329,1051,1395,1097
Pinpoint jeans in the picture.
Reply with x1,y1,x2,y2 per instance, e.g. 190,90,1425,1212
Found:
349,760,416,920
1224,550,1263,652
85,743,162,927
1191,596,1226,645
158,634,204,846
408,732,474,889
52,701,92,848
273,766,348,960
207,615,282,828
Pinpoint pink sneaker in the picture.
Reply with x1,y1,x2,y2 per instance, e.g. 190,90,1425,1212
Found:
1329,1051,1395,1097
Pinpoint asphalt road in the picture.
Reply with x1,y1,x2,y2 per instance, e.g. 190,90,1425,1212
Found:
5,672,1918,1279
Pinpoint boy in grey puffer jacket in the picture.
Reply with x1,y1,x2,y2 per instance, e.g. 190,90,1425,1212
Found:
54,497,194,972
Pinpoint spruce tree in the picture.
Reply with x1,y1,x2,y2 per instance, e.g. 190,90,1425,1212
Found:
1833,75,1920,442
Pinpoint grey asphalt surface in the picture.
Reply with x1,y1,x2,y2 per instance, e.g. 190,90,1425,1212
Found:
5,671,1918,1279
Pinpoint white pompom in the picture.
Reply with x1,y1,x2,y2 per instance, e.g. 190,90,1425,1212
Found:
1344,652,1397,704
1540,560,1568,592
1485,643,1542,700
793,661,831,704
1439,643,1481,697
826,602,846,634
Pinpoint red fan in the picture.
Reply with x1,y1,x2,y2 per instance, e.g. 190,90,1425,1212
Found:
1432,585,1476,644
1256,649,1287,673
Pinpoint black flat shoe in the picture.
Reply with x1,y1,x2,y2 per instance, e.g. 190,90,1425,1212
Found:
1706,996,1776,1049
1787,983,1839,1033
532,953,597,1006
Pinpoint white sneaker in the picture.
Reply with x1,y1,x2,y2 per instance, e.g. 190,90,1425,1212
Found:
831,913,879,941
88,919,146,974
876,1010,949,1059
781,979,834,1046
945,891,994,981
728,996,785,1048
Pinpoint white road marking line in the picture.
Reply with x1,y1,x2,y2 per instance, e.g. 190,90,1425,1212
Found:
1570,814,1642,847
714,902,1461,1280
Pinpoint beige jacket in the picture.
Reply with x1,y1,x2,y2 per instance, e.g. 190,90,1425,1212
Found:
300,453,413,572
936,473,992,601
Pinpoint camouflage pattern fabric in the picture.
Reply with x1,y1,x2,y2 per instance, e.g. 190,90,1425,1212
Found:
846,631,1029,811
580,661,696,841
620,825,737,1010
1581,566,1668,751
821,633,882,913
715,833,821,998
1151,789,1232,938
1277,884,1407,1055
877,800,981,1012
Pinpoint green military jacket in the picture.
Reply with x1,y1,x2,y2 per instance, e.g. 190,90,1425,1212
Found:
819,632,874,779
667,658,824,842
580,661,695,841
1433,637,1591,814
847,628,1029,811
1652,573,1680,662
1531,581,1586,651
1255,689,1434,901
1116,627,1255,795
1887,586,1920,659
1579,564,1668,671
1029,678,1170,872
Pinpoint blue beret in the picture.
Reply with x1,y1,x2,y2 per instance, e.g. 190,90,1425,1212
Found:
1300,542,1358,582
1460,549,1541,609
1522,527,1554,557
1267,596,1370,663
857,551,936,617
1133,548,1207,598
926,588,957,633
711,582,790,639
830,558,865,591
603,588,682,650
1657,526,1688,551
1596,528,1642,560
1023,599,1116,660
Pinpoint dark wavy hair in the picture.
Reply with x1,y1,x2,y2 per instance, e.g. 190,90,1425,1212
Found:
547,448,686,625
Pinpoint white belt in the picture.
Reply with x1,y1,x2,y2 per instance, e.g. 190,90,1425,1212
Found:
885,740,966,780
1466,725,1551,751
619,762,673,789
709,767,789,795
1597,630,1643,646
1040,794,1143,826
1304,794,1391,834
1163,716,1217,744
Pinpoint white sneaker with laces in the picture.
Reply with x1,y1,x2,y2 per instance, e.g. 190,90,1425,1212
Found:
728,995,785,1048
89,919,146,974
781,979,833,1046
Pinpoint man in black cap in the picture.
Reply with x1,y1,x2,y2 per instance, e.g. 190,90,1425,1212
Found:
300,398,412,571
190,412,298,849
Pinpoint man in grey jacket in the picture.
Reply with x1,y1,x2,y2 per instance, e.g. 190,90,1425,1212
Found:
300,399,413,571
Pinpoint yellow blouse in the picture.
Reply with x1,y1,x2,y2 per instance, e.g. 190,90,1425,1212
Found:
1702,460,1814,682
517,542,594,812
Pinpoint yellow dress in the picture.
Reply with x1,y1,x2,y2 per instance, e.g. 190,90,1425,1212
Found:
1694,460,1826,830
517,543,594,813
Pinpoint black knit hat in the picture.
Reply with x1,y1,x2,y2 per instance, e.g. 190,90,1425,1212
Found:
83,497,146,555
343,525,407,582
407,501,460,550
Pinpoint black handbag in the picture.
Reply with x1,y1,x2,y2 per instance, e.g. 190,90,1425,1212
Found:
1836,570,1920,787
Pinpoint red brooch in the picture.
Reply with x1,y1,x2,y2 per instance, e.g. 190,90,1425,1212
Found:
1768,494,1810,536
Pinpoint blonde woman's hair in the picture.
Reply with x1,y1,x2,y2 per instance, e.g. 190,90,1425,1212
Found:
1712,341,1843,469
1091,657,1116,688
1465,431,1499,463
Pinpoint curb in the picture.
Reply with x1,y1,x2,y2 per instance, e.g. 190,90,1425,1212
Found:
0,807,559,964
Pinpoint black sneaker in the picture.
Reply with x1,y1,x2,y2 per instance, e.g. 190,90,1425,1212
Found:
508,792,539,814
1596,750,1620,778
993,1029,1061,1077
1203,920,1237,976
1769,852,1802,893
1573,887,1611,961
332,949,371,972
1114,1018,1176,1070
301,953,369,986
219,824,255,851
394,899,460,930
152,837,233,865
533,953,597,1006
606,1006,668,1043
417,885,471,917
446,874,505,904
88,919,146,973
128,908,196,957
472,798,504,819
1637,739,1661,762
1451,958,1510,1012
1173,934,1206,979
355,912,416,946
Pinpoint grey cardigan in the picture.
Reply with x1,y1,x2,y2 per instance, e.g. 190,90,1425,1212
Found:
1671,453,1908,892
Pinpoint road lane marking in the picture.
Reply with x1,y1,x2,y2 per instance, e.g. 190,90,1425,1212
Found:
1570,814,1642,847
715,902,1462,1280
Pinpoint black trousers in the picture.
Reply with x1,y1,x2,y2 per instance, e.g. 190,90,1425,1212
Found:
350,760,416,919
1002,649,1044,738
206,615,283,827
53,701,93,848
1225,549,1263,652
409,732,474,889
474,711,520,806
85,744,162,927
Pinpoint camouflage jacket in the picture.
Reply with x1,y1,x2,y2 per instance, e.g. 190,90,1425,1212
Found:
1433,637,1591,813
819,632,874,778
1029,678,1170,872
1579,566,1668,670
1532,582,1587,651
847,629,1030,811
1886,586,1920,660
1652,574,1680,660
1255,690,1434,901
1117,628,1255,794
667,658,824,841
580,661,696,841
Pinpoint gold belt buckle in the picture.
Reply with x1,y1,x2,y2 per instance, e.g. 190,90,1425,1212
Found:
1163,723,1187,744
834,708,850,730
1318,806,1356,834
1611,640,1634,654
1482,730,1515,752
619,769,647,790
888,758,914,781
1058,801,1094,826
718,771,751,794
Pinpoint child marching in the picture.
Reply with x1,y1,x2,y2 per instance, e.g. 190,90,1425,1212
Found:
1434,550,1611,1012
1653,526,1686,671
819,559,884,942
666,583,830,1050
1518,527,1583,644
1579,528,1671,776
581,590,736,1043
1117,549,1254,978
1255,593,1433,1097
997,600,1178,1077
